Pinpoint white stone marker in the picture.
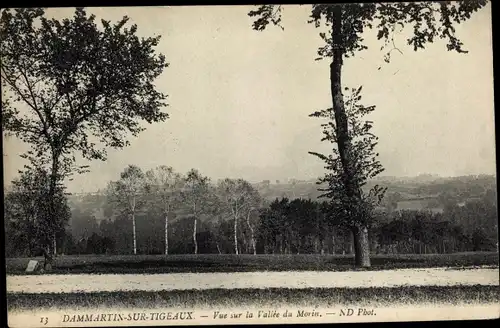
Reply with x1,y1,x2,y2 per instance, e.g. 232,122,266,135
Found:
25,260,39,273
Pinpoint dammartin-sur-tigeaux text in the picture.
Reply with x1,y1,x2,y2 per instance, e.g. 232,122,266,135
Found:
62,312,194,323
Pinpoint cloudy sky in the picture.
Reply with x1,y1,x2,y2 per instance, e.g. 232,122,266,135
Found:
2,4,495,193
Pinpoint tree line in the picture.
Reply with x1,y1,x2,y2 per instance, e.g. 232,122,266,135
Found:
4,165,497,257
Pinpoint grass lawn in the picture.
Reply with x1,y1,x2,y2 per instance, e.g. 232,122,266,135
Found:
5,252,499,275
7,285,499,311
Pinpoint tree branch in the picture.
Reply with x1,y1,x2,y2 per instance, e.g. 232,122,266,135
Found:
1,66,52,144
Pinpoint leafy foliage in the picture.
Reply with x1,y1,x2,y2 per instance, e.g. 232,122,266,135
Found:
107,165,146,214
248,5,284,31
181,169,214,216
144,165,184,214
1,8,169,252
1,8,169,166
248,2,488,61
216,178,262,254
216,179,262,219
309,87,386,227
4,167,70,256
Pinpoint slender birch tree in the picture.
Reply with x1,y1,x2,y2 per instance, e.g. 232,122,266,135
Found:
216,179,261,255
108,165,145,255
144,165,183,255
182,169,211,255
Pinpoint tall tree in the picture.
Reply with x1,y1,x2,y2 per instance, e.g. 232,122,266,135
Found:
248,1,488,267
310,86,386,266
4,167,70,264
182,169,212,255
144,165,184,255
108,165,146,255
216,179,261,255
1,8,169,264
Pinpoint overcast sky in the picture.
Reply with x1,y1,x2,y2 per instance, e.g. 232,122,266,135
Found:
2,4,495,193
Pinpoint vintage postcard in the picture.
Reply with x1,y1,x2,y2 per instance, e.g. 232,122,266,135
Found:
2,2,499,327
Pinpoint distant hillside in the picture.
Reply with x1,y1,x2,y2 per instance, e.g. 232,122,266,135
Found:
61,174,497,245
67,174,497,229
252,175,497,212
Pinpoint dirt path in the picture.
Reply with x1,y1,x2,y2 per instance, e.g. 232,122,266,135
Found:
7,267,499,294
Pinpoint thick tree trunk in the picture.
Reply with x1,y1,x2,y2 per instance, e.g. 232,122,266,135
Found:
193,217,198,254
164,212,169,255
330,8,371,267
42,150,61,271
352,224,371,267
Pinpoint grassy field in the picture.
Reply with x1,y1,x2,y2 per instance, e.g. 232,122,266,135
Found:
7,285,499,311
5,252,499,275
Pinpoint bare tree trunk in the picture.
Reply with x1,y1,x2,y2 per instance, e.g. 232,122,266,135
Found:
193,217,198,254
332,233,335,255
246,212,257,255
242,234,247,254
348,233,354,255
132,211,137,255
53,233,57,257
234,214,239,255
216,242,222,254
42,245,53,271
352,224,371,267
164,212,169,255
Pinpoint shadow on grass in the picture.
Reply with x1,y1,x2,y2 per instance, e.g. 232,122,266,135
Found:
7,285,499,311
6,252,499,275
70,259,233,270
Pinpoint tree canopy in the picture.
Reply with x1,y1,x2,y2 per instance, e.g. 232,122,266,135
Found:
1,8,169,171
249,2,488,61
1,7,170,258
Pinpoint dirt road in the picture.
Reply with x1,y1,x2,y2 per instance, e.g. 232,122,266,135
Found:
7,267,499,294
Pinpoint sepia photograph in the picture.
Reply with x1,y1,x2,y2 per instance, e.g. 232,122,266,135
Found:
2,2,498,327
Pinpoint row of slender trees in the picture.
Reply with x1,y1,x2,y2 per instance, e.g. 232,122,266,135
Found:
105,165,263,255
4,165,264,257
4,164,497,257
